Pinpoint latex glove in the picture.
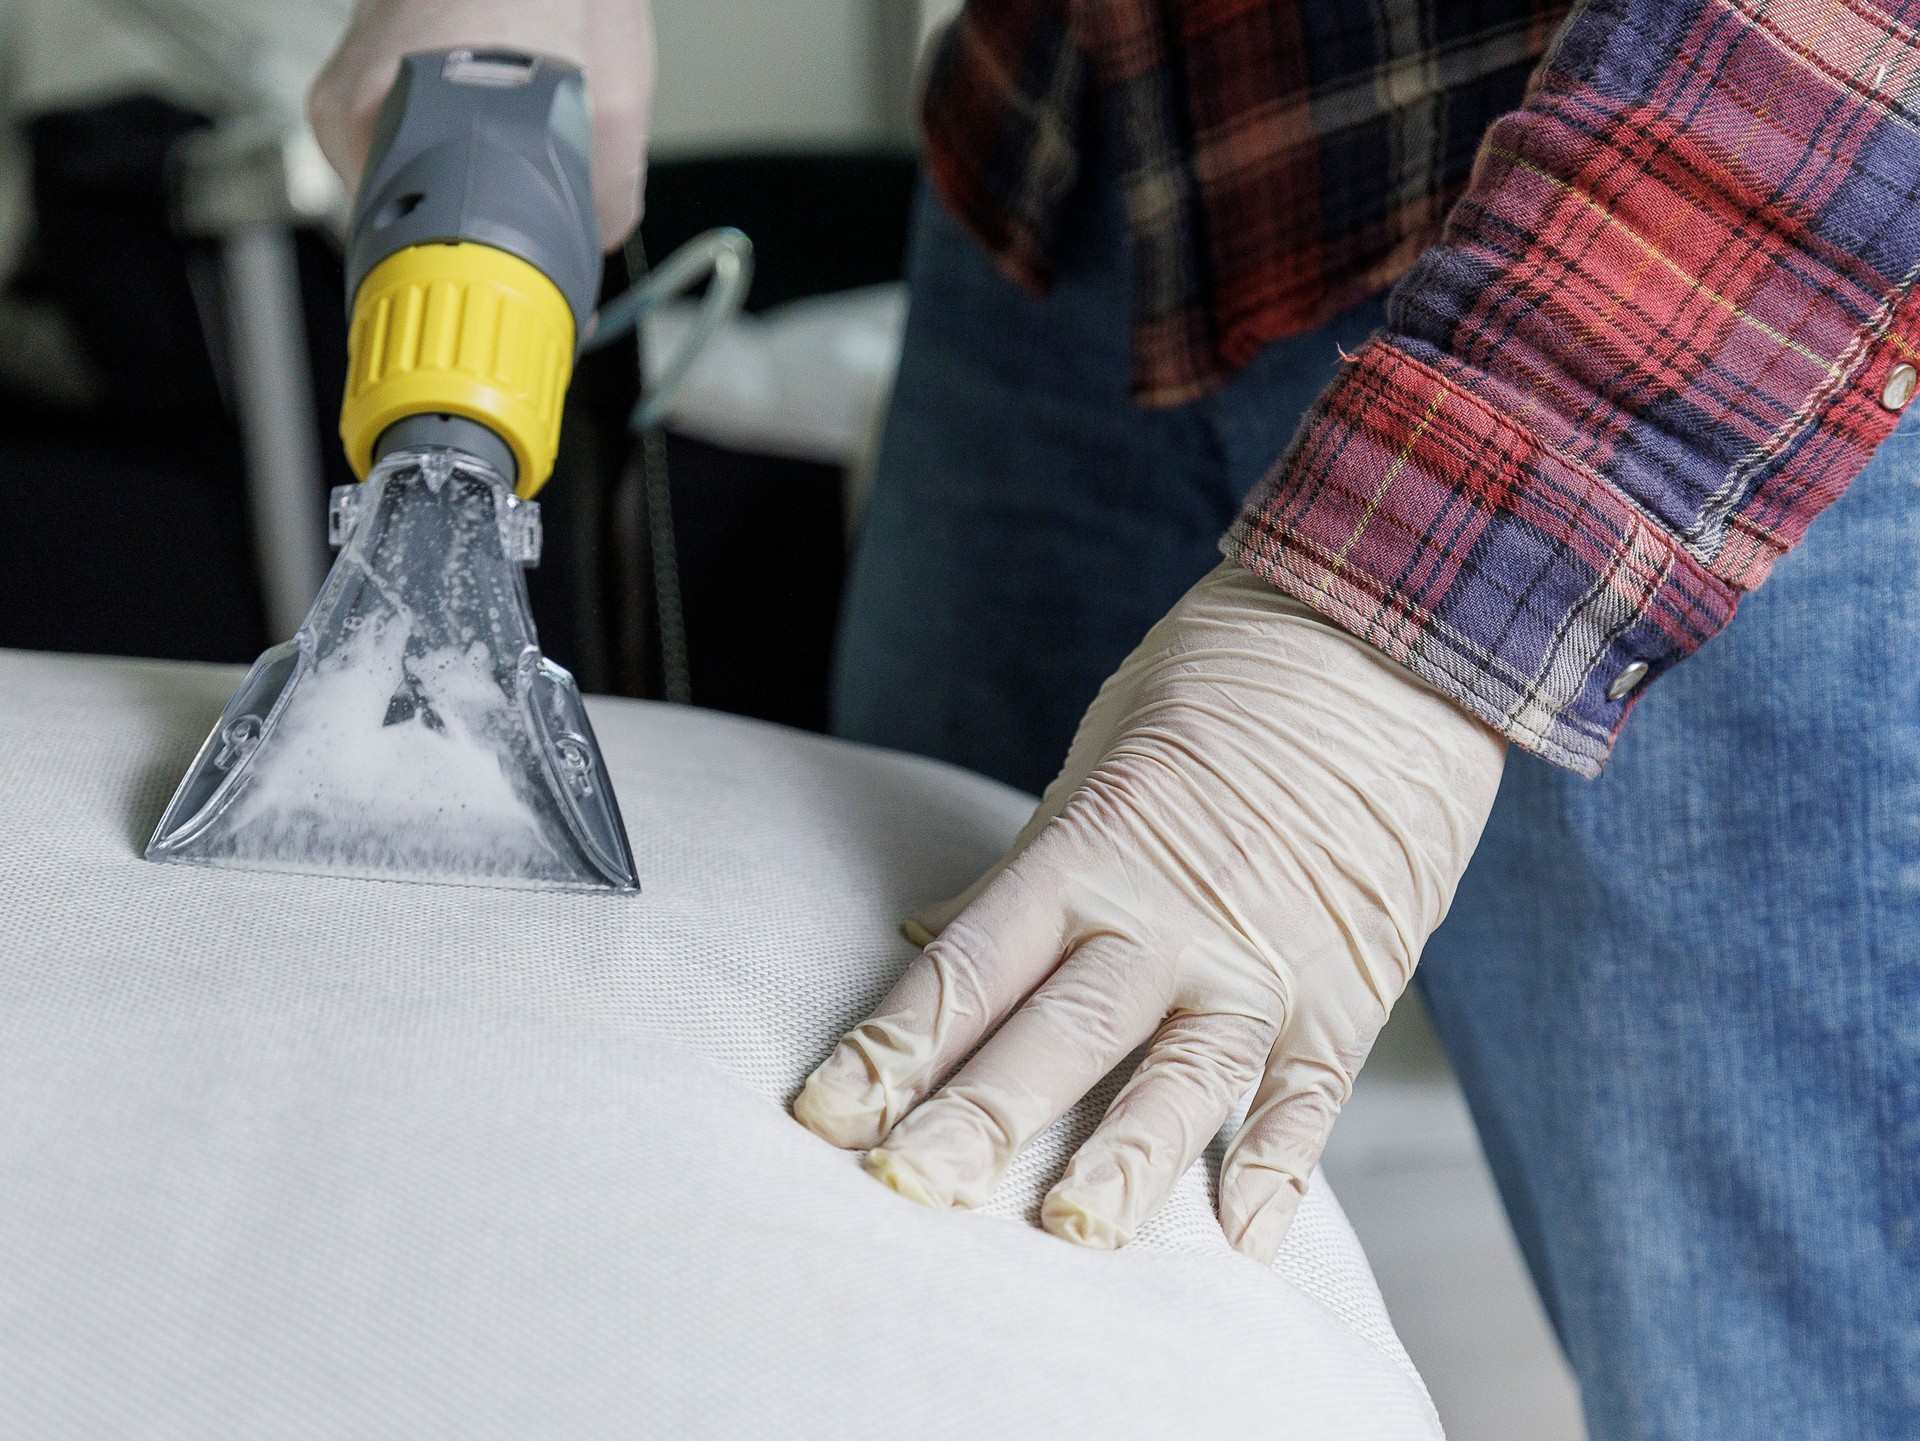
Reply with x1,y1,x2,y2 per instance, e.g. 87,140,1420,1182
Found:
794,561,1505,1260
308,0,655,250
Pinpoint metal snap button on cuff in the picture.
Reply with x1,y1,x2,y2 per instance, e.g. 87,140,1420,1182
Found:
1882,362,1917,411
1607,660,1649,701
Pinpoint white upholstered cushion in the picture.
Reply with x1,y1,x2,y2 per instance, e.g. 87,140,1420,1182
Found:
0,649,1441,1439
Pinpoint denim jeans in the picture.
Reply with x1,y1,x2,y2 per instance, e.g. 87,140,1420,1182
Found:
1418,429,1920,1432
835,173,1920,1437
833,177,1386,796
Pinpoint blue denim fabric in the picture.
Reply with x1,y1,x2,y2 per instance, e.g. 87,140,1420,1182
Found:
1418,411,1920,1435
832,178,1386,795
836,170,1920,1437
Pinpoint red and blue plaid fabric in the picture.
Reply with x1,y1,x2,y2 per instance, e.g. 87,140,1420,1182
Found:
927,0,1920,773
1227,0,1920,773
922,0,1569,404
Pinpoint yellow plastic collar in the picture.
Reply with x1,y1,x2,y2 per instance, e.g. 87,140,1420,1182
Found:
340,241,575,498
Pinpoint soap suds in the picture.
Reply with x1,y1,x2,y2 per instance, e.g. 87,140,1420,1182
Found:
209,619,570,883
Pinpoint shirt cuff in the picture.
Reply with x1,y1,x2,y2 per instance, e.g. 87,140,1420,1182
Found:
1224,338,1738,777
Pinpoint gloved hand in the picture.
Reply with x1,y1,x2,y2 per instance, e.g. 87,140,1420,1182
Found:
308,0,655,250
794,561,1505,1260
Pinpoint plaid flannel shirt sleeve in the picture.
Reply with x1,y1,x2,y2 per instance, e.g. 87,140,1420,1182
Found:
1226,0,1920,776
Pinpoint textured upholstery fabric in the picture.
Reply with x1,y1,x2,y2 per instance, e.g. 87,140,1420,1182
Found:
0,649,1440,1439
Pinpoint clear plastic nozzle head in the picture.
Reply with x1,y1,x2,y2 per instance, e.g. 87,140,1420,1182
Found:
147,447,639,891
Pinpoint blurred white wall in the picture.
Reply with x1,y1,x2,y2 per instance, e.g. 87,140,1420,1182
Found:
0,0,344,119
651,0,873,152
0,0,350,278
650,0,959,153
0,0,956,279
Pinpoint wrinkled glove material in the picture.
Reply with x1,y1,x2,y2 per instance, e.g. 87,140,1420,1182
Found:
796,561,1505,1260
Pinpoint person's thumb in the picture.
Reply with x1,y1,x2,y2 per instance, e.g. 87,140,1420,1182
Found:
900,647,1152,946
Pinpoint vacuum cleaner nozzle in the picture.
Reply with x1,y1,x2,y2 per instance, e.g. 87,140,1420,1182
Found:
147,448,639,891
149,50,639,891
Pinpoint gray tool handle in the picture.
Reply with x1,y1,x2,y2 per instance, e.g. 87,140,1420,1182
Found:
345,48,600,330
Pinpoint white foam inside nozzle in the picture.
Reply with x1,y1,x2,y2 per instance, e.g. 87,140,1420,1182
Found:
203,621,569,883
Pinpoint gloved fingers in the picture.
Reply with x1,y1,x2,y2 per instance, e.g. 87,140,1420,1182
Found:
901,875,991,950
1216,1049,1354,1264
899,792,1063,944
794,852,1071,1150
901,724,1120,948
1040,1010,1273,1249
862,932,1173,1211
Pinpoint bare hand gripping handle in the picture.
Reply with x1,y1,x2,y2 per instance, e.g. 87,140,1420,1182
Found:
347,48,600,326
147,47,641,892
339,48,600,496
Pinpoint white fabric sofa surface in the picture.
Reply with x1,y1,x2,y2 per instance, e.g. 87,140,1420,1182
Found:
0,649,1441,1439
